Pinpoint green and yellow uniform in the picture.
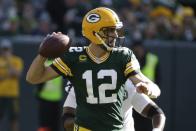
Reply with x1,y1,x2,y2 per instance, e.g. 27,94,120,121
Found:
51,47,140,131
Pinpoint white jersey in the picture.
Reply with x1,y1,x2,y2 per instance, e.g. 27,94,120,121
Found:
122,80,153,131
63,80,153,131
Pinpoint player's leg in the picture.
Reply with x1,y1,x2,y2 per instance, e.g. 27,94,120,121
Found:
37,99,62,131
0,97,19,131
49,101,61,131
37,99,53,131
0,98,7,130
6,98,19,131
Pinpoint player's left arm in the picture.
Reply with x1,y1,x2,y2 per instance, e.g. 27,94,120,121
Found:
141,103,166,131
131,92,166,131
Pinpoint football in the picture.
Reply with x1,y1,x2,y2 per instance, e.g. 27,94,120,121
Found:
39,33,71,58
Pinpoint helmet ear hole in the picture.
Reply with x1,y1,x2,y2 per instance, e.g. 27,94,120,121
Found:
92,31,96,36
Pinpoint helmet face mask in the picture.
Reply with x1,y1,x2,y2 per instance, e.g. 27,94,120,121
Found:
82,7,124,51
98,27,118,47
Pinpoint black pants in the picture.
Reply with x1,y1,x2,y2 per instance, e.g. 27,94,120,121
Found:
133,110,152,131
0,98,18,121
37,99,61,131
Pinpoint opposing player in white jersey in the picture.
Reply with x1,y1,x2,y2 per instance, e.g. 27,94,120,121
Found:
63,80,166,131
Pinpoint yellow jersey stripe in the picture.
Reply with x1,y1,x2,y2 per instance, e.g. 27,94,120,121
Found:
124,67,134,76
126,62,132,68
124,66,133,73
56,58,73,76
53,59,69,75
124,69,134,76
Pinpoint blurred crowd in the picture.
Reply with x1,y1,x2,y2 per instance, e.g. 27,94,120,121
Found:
0,0,196,43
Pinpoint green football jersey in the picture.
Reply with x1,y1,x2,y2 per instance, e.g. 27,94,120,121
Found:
51,46,140,131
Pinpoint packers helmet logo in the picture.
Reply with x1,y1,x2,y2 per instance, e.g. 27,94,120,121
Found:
86,13,100,23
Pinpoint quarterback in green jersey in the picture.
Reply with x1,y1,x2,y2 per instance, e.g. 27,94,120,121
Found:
63,80,165,131
26,7,161,131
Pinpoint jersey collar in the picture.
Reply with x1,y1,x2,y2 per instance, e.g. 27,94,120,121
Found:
86,47,110,64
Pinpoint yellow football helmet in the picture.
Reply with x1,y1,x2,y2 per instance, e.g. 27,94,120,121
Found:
82,7,123,51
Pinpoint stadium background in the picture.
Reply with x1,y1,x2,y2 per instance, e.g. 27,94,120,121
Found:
0,0,196,131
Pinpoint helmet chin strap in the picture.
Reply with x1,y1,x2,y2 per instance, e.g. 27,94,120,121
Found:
94,32,113,52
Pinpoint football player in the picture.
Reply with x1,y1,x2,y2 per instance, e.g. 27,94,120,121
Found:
27,7,162,130
62,80,166,131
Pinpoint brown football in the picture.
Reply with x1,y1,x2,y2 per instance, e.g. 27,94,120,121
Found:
39,33,71,58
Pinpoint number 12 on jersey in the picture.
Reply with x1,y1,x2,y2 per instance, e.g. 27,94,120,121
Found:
82,69,117,104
